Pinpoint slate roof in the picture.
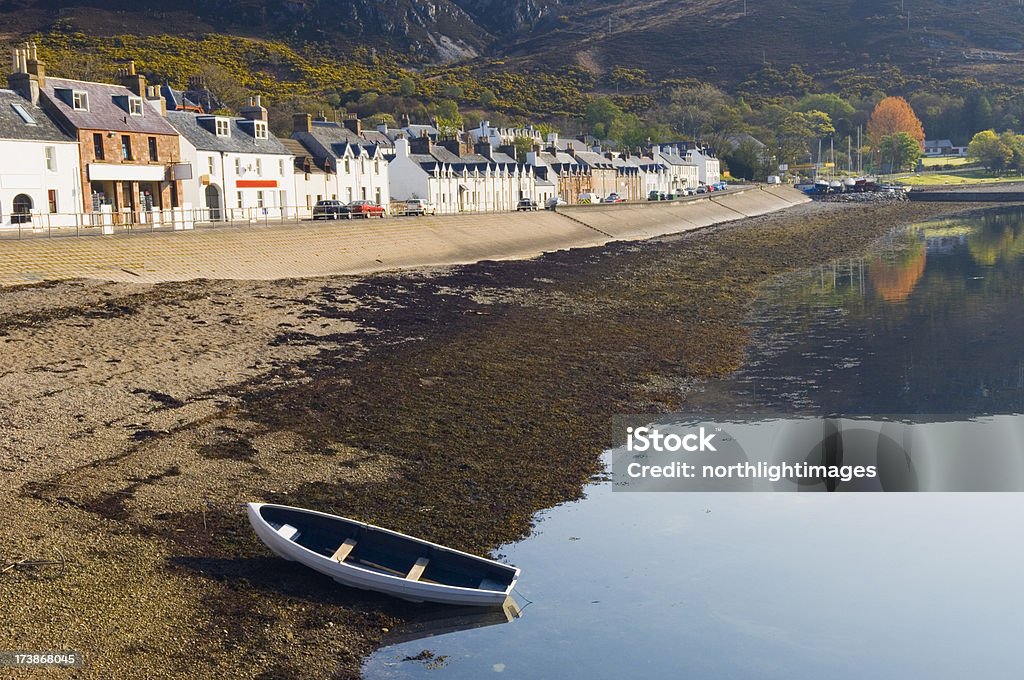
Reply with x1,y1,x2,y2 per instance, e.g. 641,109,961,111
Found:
925,139,954,147
303,121,391,159
573,151,615,169
42,77,178,135
0,89,72,142
167,110,290,155
280,138,329,174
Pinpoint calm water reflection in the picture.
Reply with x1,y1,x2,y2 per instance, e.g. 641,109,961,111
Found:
363,208,1024,679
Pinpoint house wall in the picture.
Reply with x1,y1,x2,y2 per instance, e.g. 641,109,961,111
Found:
78,129,182,221
0,139,80,227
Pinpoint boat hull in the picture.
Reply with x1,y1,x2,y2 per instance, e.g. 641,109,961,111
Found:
247,503,519,607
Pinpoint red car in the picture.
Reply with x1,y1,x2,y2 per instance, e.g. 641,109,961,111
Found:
342,200,386,219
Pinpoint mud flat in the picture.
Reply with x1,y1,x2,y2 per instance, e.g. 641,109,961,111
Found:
0,200,976,679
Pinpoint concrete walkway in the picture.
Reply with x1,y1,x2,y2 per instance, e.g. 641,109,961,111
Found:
0,186,807,287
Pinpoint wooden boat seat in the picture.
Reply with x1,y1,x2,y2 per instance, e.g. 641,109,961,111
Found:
330,538,357,563
406,557,429,581
277,524,300,541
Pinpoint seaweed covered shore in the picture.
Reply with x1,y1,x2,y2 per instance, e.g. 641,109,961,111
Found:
0,200,974,678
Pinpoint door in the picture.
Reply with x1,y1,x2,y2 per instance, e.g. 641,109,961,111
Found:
205,184,222,221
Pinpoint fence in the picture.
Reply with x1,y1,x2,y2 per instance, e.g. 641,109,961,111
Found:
0,205,332,241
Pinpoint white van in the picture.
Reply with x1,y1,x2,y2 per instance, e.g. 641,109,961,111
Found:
766,175,782,185
577,192,602,204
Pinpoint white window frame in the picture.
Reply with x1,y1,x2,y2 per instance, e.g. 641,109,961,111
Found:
215,118,230,137
279,159,285,176
236,191,243,209
128,97,144,116
256,190,265,208
254,121,268,140
44,146,57,172
72,91,89,111
208,156,216,176
255,159,262,177
235,157,242,175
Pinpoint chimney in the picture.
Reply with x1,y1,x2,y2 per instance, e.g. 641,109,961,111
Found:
400,112,411,128
119,60,147,97
240,95,268,122
410,134,431,155
438,138,463,157
145,85,167,116
343,115,361,135
474,141,493,159
25,42,45,88
293,113,312,134
9,44,40,106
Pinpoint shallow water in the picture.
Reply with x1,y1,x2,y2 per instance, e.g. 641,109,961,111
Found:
362,207,1024,679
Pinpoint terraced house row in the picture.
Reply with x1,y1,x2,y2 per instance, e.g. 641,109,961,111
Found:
1,44,720,230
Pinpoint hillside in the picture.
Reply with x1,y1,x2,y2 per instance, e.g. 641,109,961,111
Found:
5,0,1024,111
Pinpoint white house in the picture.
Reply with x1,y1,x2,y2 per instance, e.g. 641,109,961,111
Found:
468,120,543,150
0,88,81,228
291,114,391,209
652,146,700,192
686,146,722,185
167,98,295,221
389,135,536,214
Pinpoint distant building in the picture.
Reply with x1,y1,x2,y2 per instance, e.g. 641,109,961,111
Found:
0,86,81,227
525,139,592,204
168,97,295,222
292,114,391,208
924,139,967,157
280,138,334,215
22,53,186,224
389,133,536,213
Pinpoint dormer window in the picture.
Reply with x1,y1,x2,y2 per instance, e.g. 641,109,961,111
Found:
254,121,268,140
215,118,230,137
72,91,89,111
128,96,144,116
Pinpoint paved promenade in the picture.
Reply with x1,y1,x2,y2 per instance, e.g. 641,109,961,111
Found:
0,187,806,287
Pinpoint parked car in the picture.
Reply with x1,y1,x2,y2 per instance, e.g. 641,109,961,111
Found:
517,198,539,211
546,196,567,210
346,200,386,218
695,186,708,194
713,181,728,191
605,193,625,203
313,200,346,220
405,198,437,216
577,192,603,204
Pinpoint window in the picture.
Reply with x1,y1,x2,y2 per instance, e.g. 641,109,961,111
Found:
237,191,243,209
47,189,57,213
375,188,382,205
148,137,158,161
360,159,365,173
44,146,57,172
254,121,268,139
279,159,285,176
10,102,36,125
215,118,230,137
346,188,352,202
256,191,265,208
375,160,380,174
93,133,105,160
344,158,350,173
235,158,242,175
255,159,262,176
208,156,216,176
361,187,367,200
121,135,132,161
128,97,144,116
72,91,89,111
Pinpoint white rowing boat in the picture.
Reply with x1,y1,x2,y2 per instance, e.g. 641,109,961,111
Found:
247,503,520,606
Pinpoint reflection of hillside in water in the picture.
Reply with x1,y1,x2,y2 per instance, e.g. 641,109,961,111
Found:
690,207,1024,416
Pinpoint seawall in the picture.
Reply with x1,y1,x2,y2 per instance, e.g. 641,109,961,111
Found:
0,186,808,287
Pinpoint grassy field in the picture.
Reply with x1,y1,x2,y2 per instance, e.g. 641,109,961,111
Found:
897,169,1022,186
920,156,973,168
